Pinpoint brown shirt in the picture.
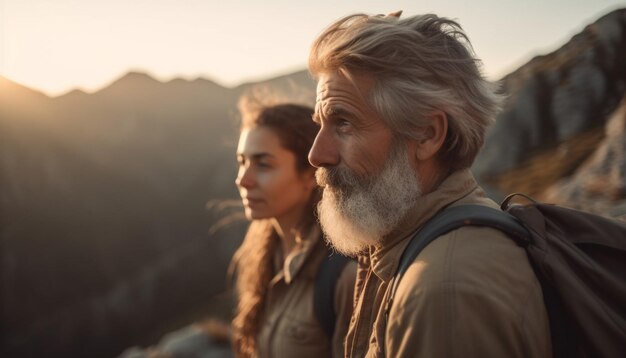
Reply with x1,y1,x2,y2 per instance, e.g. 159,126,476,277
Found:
345,169,552,358
256,225,357,358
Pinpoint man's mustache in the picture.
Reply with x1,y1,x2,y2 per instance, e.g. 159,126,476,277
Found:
315,166,370,196
315,167,350,189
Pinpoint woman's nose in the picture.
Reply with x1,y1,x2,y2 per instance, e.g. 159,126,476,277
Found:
308,127,339,168
235,166,255,189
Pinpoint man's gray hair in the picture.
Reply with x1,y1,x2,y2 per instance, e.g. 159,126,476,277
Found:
309,12,501,169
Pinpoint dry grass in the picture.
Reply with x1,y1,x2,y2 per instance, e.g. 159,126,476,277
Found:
487,127,605,199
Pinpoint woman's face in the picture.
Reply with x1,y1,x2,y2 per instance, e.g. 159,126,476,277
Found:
236,126,316,222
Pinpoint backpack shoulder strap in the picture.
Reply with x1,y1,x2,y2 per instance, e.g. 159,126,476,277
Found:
396,204,528,278
314,248,350,340
386,205,529,317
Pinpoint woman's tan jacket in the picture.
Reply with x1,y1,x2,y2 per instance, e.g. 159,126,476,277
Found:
256,225,356,358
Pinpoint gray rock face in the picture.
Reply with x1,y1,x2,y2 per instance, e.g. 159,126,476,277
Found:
474,9,626,185
544,96,626,220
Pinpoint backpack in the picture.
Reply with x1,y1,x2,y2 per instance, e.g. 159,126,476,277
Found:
388,194,626,358
314,247,351,340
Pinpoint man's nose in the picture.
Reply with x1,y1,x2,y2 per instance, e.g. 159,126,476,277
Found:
308,127,339,168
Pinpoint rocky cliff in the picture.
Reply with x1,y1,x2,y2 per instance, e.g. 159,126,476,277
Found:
474,9,626,220
1,7,625,358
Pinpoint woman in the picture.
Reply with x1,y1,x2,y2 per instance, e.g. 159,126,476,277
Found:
231,97,356,358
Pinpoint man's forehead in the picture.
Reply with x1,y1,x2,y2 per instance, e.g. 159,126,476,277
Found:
314,75,344,116
315,74,335,101
315,71,374,102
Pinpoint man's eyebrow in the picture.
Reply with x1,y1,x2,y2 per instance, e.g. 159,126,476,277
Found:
328,107,352,118
313,106,353,123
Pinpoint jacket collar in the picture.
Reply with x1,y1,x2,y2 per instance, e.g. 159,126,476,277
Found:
369,169,479,282
271,225,322,285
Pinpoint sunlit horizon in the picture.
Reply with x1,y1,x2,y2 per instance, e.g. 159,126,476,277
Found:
1,0,624,97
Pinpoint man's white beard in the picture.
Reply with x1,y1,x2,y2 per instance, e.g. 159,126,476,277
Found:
316,144,422,256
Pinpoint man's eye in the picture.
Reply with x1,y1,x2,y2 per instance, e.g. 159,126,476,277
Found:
337,119,352,133
257,162,271,169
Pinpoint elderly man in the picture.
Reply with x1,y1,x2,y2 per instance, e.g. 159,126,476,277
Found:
307,12,552,358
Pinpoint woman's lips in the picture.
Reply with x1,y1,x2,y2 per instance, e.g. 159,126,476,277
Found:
244,197,264,206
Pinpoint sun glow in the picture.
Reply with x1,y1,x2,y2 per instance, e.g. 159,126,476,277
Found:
1,0,623,96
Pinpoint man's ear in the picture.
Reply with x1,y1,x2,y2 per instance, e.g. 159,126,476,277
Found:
415,111,448,161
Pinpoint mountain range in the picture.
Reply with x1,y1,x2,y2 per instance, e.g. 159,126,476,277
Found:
1,8,624,358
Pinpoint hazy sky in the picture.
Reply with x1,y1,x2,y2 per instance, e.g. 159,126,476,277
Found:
1,0,623,96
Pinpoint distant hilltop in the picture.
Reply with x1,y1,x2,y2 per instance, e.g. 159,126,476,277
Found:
0,7,624,358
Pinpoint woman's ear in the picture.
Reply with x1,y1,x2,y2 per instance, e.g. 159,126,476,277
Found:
415,111,448,161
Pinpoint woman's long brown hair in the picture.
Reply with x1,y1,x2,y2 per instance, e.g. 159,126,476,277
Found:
231,102,319,357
